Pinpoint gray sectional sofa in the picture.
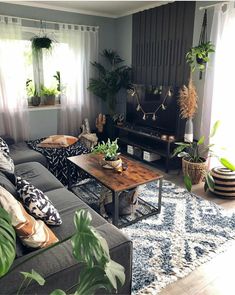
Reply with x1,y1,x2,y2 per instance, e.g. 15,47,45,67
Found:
0,140,132,294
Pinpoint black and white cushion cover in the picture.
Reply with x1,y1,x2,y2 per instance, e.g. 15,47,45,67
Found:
0,137,10,155
0,137,15,184
16,177,62,225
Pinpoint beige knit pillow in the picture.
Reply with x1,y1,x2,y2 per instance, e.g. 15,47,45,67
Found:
0,186,58,248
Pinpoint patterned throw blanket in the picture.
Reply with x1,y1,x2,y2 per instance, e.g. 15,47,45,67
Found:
27,138,89,185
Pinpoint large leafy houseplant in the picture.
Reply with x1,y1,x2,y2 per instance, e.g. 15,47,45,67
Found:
88,49,132,114
0,209,125,295
172,121,220,188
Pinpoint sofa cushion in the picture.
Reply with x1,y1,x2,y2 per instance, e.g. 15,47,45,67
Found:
0,171,17,197
10,142,47,166
16,177,62,226
15,162,64,193
0,186,59,249
45,188,107,240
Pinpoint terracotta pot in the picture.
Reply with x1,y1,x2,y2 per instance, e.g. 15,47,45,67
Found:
182,157,208,185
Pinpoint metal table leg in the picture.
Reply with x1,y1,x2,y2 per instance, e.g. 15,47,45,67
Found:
112,191,119,227
157,178,163,213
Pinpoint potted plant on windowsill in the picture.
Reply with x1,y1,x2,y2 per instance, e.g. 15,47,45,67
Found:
172,121,220,187
92,138,122,171
26,80,41,106
40,86,59,105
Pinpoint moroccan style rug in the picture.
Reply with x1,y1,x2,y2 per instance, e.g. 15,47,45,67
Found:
73,180,235,294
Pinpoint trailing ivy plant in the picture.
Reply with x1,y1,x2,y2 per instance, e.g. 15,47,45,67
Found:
1,209,125,295
186,41,215,72
88,49,132,114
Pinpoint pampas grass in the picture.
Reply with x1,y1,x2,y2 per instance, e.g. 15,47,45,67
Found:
179,76,198,119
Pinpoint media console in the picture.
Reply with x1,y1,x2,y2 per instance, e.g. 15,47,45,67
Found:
116,124,179,173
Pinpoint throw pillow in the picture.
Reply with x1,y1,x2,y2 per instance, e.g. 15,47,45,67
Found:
0,151,14,174
0,137,10,154
37,135,78,148
16,177,62,226
0,186,59,248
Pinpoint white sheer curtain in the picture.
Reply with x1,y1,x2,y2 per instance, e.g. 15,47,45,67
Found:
57,24,100,135
201,3,235,163
0,16,29,142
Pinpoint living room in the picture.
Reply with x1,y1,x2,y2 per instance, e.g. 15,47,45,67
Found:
0,1,235,295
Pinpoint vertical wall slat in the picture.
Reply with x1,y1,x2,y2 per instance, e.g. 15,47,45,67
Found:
132,1,195,86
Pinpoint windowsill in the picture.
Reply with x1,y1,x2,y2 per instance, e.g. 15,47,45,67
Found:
28,104,61,111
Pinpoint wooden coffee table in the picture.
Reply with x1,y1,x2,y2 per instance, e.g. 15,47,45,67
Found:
67,154,163,227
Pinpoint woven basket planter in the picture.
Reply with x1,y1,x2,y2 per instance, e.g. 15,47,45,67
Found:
182,157,208,185
210,167,235,197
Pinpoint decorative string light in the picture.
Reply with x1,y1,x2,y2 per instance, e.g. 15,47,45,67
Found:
128,86,173,121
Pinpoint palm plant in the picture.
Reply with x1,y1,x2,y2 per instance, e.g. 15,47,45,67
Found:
88,49,132,114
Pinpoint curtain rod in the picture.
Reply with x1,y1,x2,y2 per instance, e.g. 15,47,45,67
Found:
199,1,230,10
0,14,99,30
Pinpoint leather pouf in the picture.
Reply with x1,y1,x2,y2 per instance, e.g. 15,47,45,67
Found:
210,167,235,197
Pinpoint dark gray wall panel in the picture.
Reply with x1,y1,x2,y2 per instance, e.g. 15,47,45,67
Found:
132,1,195,86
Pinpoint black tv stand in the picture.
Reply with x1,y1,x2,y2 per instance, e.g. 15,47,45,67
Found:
115,124,178,173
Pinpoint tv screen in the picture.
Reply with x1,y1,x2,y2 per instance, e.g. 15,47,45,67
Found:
126,84,180,135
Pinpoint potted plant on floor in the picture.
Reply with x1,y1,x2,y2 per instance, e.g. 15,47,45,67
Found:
88,50,132,140
41,86,59,105
92,138,122,171
172,121,220,188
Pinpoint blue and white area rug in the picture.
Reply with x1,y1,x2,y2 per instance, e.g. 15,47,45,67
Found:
74,180,235,294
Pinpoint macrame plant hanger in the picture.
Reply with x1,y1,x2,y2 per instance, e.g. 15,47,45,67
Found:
198,9,207,80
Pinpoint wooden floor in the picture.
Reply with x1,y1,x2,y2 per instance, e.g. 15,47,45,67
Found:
128,157,235,295
155,167,235,295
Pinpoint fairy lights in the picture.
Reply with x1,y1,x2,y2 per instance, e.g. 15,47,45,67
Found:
128,86,173,121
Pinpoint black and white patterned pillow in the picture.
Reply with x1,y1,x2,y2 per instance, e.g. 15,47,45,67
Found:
16,177,62,226
0,137,10,155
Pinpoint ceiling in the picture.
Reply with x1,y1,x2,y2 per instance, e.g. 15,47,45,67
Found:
6,1,171,18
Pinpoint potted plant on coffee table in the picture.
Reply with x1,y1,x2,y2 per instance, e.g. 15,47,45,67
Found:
172,121,220,188
92,138,122,171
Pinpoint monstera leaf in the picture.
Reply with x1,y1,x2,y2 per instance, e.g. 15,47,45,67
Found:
0,208,16,278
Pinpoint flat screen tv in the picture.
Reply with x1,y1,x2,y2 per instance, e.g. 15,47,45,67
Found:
126,84,182,136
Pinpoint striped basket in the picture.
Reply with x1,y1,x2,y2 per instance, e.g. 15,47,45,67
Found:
210,167,235,197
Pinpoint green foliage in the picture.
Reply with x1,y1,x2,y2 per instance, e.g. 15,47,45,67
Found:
172,121,220,163
220,158,235,171
26,80,38,97
53,71,61,92
88,49,132,114
92,139,119,161
184,175,192,192
41,86,59,96
14,209,125,295
186,41,215,72
31,36,53,52
0,208,16,278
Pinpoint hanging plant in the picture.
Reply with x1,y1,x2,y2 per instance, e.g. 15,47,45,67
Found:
186,41,215,72
31,36,53,51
